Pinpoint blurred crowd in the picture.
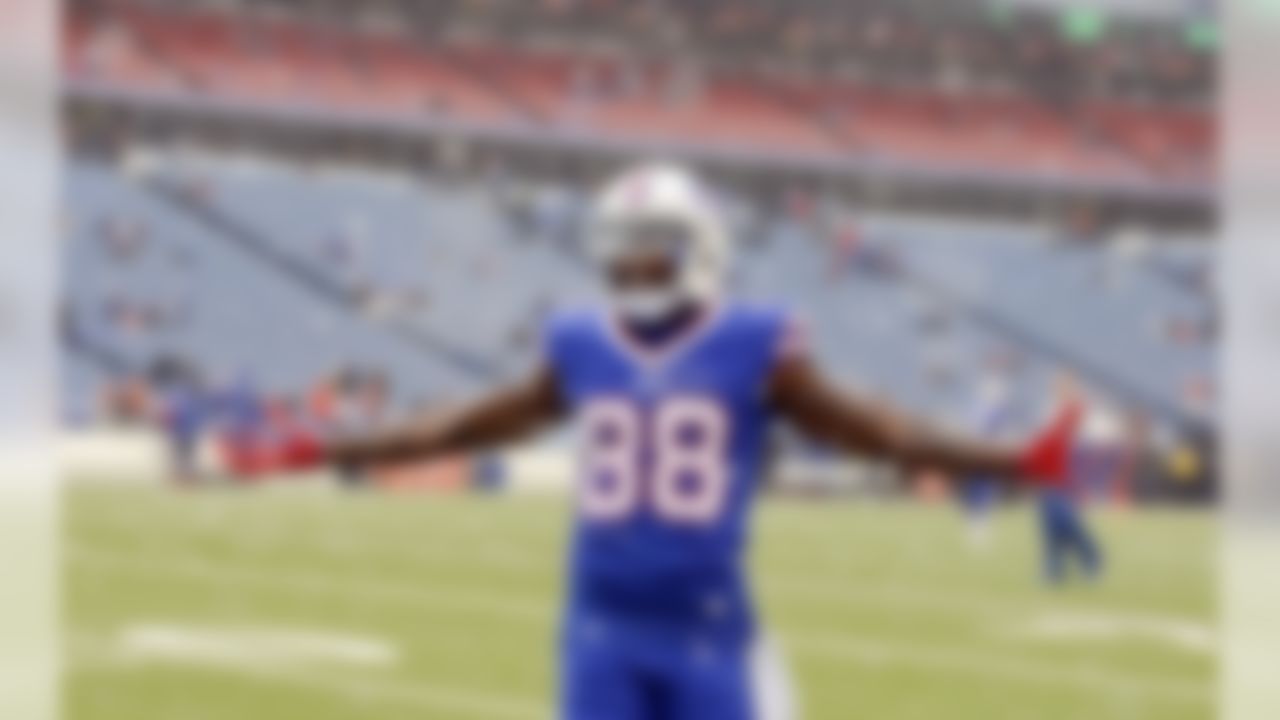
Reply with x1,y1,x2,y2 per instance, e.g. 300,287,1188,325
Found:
395,0,1214,105
64,0,1214,183
75,0,1210,104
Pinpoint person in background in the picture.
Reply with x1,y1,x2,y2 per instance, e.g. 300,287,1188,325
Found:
216,371,269,480
959,374,1017,551
1037,376,1105,586
331,369,380,488
149,355,211,486
306,372,341,430
1075,397,1128,502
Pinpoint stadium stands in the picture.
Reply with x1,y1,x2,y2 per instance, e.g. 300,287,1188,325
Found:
63,2,1213,187
62,159,495,420
62,154,1214,435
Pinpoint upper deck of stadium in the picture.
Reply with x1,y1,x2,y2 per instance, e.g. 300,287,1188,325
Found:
63,0,1215,205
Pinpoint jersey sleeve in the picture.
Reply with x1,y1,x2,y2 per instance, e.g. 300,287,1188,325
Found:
539,310,587,406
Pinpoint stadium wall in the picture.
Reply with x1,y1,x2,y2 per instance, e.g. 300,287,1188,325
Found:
61,428,186,483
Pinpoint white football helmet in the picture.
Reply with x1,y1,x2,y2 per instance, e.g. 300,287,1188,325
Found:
589,161,731,321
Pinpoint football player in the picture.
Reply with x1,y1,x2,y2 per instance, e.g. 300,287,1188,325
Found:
245,162,1081,720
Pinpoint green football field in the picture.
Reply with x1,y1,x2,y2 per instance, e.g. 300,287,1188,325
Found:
65,479,1215,720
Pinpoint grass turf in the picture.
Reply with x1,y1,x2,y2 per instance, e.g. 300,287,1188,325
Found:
65,480,1214,720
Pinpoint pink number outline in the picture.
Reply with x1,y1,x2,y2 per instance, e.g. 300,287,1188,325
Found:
579,396,731,526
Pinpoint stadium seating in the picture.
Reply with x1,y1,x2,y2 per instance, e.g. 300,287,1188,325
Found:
63,156,1213,432
855,215,1213,417
62,4,1212,186
62,160,494,421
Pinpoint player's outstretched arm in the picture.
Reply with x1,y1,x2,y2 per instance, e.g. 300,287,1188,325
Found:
221,367,564,477
767,354,1079,482
326,366,565,468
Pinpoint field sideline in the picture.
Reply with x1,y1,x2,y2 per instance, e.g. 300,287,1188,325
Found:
65,479,1215,720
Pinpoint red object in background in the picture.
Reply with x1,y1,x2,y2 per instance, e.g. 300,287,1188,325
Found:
219,435,278,479
911,469,952,503
1019,402,1084,488
308,380,338,424
219,428,467,492
220,430,325,479
220,395,327,479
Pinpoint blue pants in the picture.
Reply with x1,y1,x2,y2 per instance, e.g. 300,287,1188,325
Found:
167,431,200,481
560,617,791,720
961,478,999,517
1038,489,1103,584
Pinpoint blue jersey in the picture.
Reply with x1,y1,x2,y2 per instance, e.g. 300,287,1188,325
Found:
545,301,796,645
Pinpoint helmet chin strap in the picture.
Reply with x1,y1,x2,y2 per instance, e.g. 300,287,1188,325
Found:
615,291,707,346
614,286,689,324
612,257,721,333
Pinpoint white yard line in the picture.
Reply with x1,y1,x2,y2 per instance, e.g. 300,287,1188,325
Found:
1012,610,1217,654
118,622,400,668
71,628,547,720
786,633,1211,704
69,545,1211,705
246,664,549,720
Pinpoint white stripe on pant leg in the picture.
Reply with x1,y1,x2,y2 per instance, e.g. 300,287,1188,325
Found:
750,635,798,720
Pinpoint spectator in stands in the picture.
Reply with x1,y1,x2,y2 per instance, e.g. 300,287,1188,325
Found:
1075,395,1130,502
328,368,394,435
829,221,862,278
847,234,902,279
220,371,266,451
306,373,341,429
102,375,153,426
98,214,148,262
530,181,584,249
149,355,213,486
959,373,1018,550
1181,374,1214,416
360,371,392,427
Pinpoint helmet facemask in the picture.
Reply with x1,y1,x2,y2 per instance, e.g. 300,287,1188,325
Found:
589,163,730,324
